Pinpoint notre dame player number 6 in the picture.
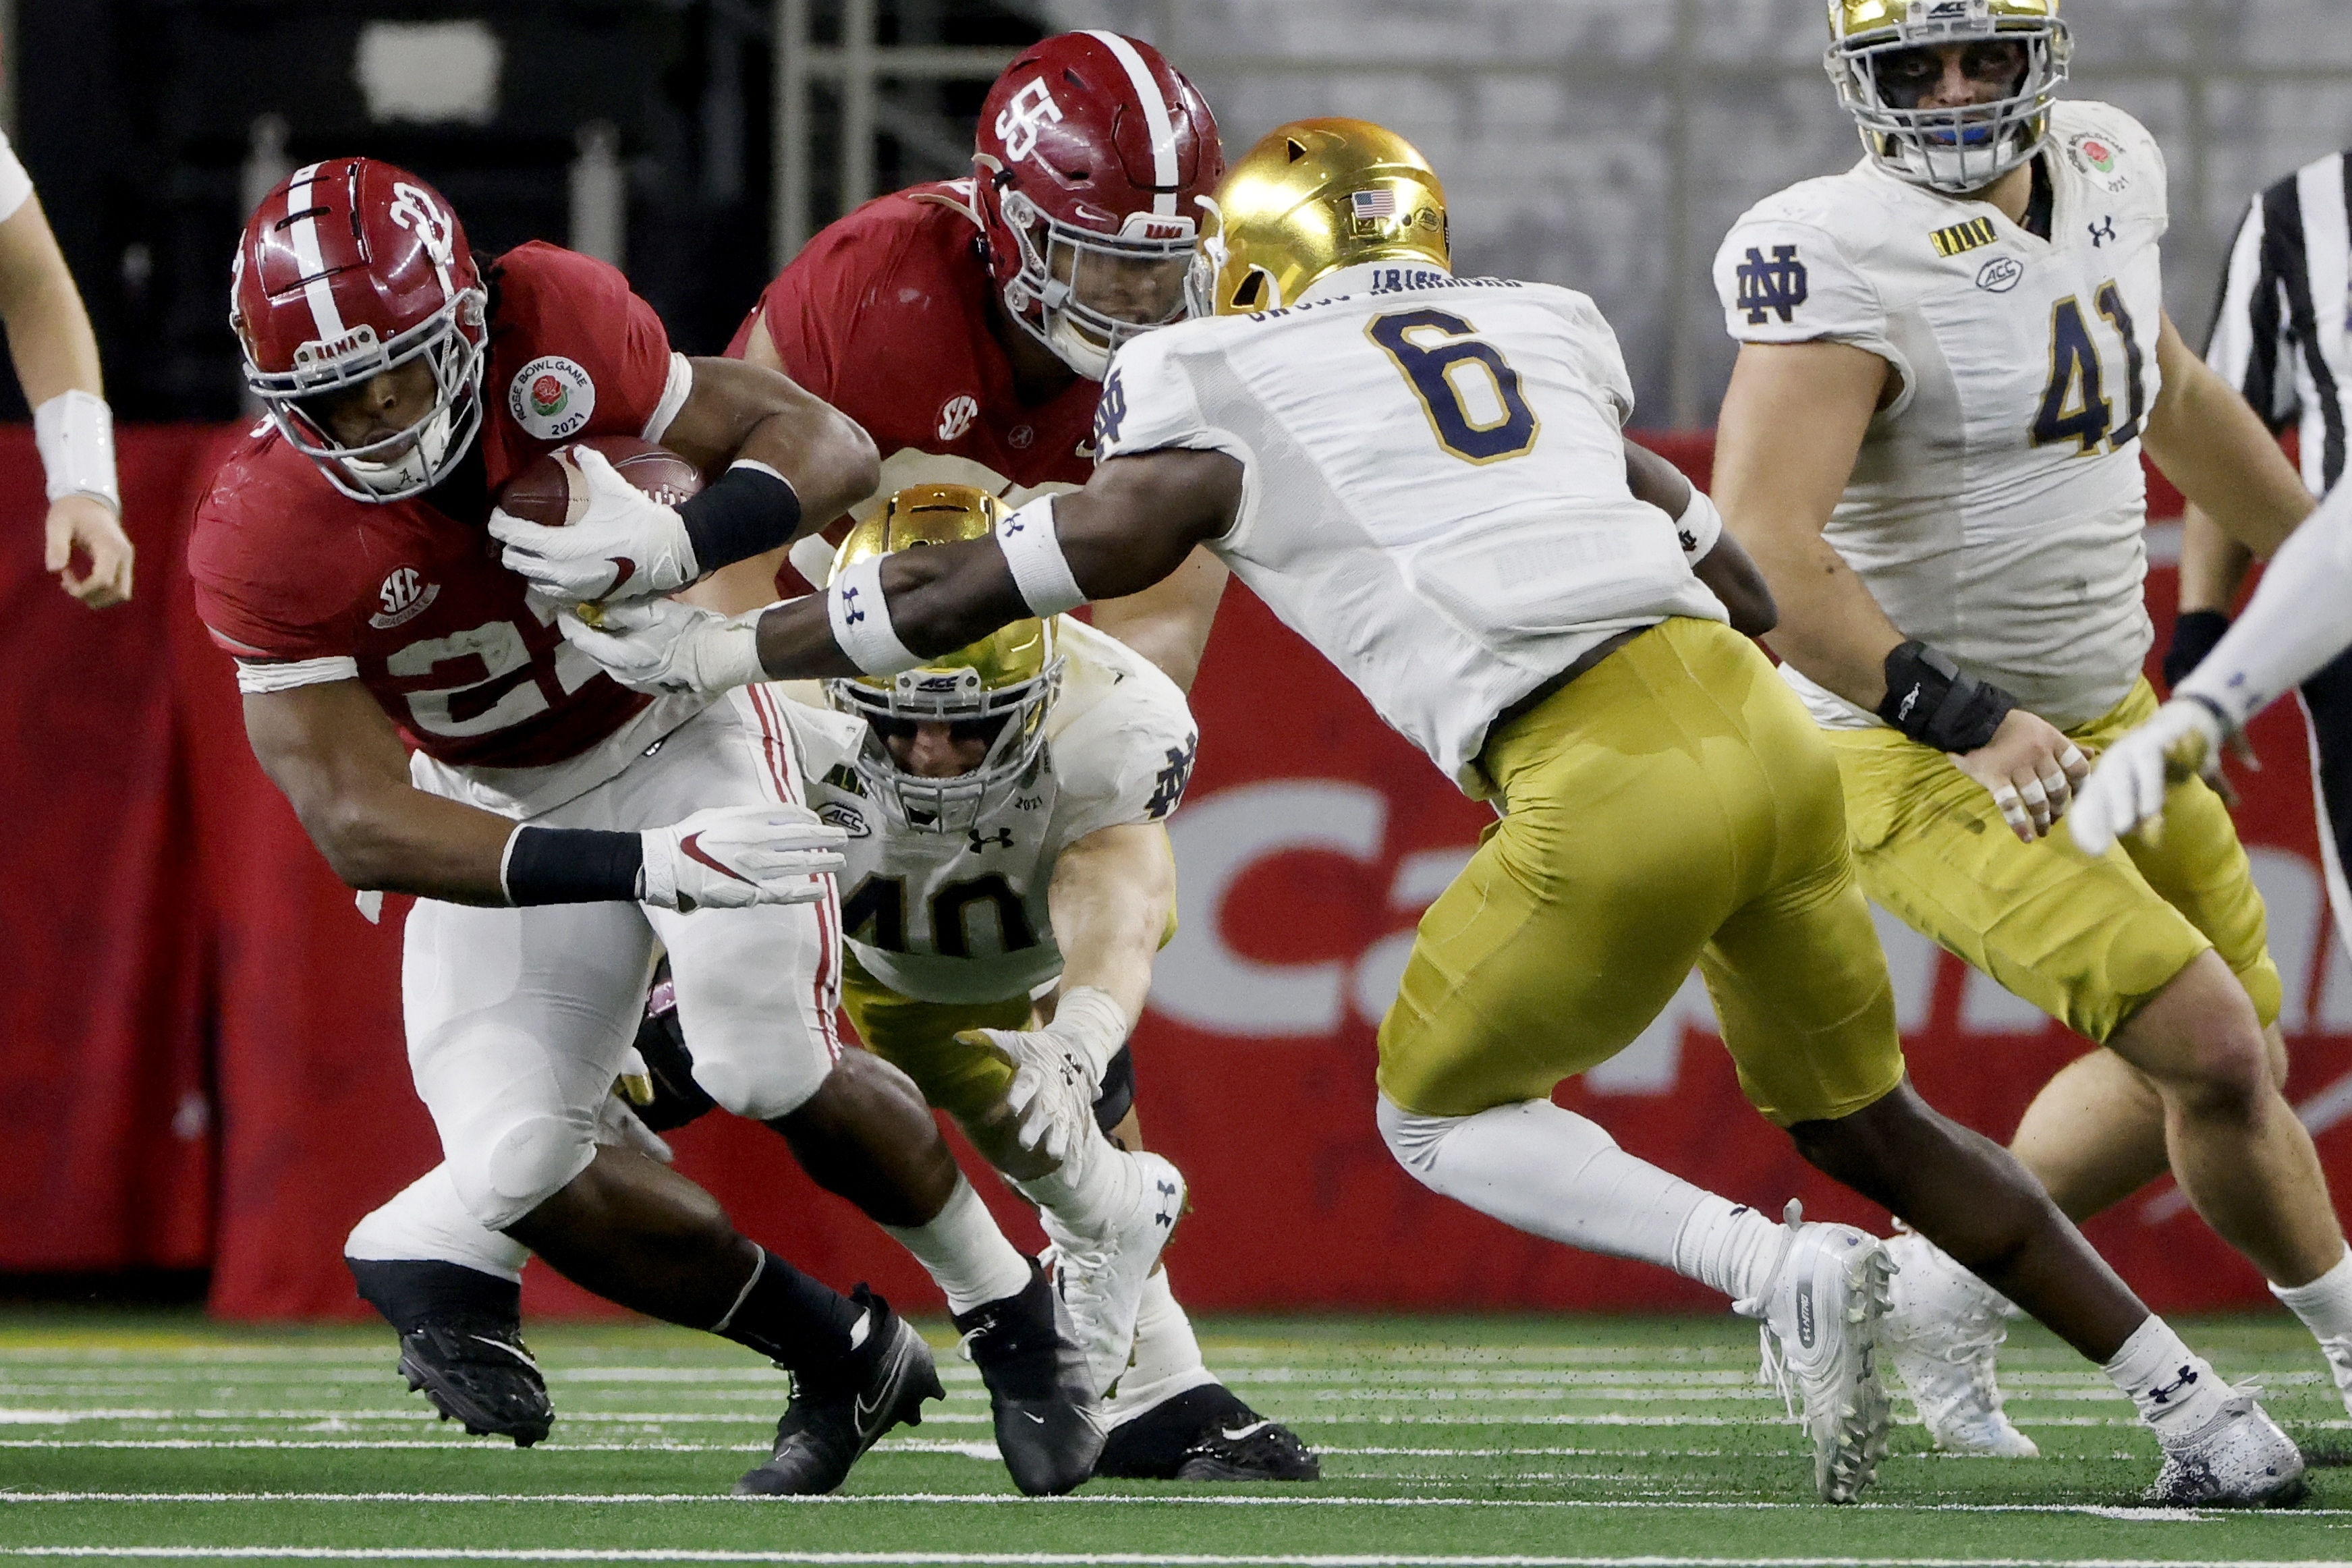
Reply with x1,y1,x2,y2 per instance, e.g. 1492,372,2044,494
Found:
1366,308,1540,464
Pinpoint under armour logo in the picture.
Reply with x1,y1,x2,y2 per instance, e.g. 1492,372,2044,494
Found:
967,827,1015,851
2088,216,2117,247
1735,245,1809,325
993,78,1063,164
1154,1179,1179,1228
2149,1364,2199,1405
841,585,866,625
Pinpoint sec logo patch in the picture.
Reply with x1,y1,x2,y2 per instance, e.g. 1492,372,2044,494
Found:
937,394,979,442
509,356,596,441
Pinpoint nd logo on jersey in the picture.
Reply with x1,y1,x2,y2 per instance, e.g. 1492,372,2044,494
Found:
994,78,1063,163
1735,246,1808,325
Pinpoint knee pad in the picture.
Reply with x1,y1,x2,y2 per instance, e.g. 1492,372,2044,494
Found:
1092,1043,1137,1136
451,1113,596,1231
692,1049,831,1123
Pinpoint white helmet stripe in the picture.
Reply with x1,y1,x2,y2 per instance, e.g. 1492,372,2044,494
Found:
282,161,351,346
1084,30,1179,216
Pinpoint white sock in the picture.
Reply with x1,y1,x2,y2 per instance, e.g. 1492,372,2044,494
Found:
879,1174,1034,1316
1671,1196,1789,1302
2272,1244,2352,1342
2102,1314,2229,1435
1011,1123,1141,1237
1103,1266,1219,1425
1378,1094,1754,1294
344,1165,530,1281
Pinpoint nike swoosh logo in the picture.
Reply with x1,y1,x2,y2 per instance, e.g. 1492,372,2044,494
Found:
466,1335,540,1371
1024,1411,1048,1424
1219,1420,1272,1442
607,557,638,593
854,1387,887,1432
679,833,753,883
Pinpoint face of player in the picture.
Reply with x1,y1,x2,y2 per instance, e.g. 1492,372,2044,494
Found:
301,357,440,455
1050,242,1190,329
1875,40,2030,113
875,716,1007,779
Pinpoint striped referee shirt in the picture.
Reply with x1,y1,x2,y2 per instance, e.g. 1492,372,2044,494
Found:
2206,148,2352,495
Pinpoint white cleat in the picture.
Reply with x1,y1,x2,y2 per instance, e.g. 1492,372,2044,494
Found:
1879,1230,2037,1457
1044,1150,1186,1399
2144,1385,2307,1508
1736,1199,1895,1504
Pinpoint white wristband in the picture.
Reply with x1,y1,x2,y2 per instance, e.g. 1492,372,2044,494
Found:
1674,486,1723,565
1048,984,1131,1084
997,496,1088,617
34,390,118,512
827,555,922,675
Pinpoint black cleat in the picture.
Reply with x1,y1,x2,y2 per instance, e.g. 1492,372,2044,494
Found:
1096,1382,1320,1482
735,1288,943,1496
395,1314,555,1447
954,1259,1103,1495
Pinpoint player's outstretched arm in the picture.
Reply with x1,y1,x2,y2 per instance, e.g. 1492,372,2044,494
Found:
243,679,842,908
960,822,1177,1163
749,447,1242,681
1717,340,2083,843
0,194,130,608
2144,312,2312,559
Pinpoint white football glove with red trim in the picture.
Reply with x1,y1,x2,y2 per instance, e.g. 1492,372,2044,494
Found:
638,805,845,912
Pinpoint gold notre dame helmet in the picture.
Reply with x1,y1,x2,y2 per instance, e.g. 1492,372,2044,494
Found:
1184,118,1448,318
827,484,1063,834
1825,0,2070,196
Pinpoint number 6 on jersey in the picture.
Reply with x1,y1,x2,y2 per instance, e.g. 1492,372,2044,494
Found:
1368,309,1540,464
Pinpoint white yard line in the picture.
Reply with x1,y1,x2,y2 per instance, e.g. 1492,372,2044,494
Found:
0,1549,2341,1567
0,1490,2328,1519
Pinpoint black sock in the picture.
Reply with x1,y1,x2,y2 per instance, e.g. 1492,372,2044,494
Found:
347,1258,520,1336
717,1248,871,1378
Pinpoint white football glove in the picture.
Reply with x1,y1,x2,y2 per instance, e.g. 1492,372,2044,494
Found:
639,804,845,912
956,988,1130,1165
558,596,770,699
2068,698,2232,857
489,445,701,605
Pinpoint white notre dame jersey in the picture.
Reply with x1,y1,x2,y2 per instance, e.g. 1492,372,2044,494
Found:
1094,262,1727,793
1714,101,2168,731
776,617,1198,1005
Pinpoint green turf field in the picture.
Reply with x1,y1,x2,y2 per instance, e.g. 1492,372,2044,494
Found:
0,1310,2346,1567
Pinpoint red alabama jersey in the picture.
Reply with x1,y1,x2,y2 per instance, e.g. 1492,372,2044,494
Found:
727,181,1099,588
190,242,687,771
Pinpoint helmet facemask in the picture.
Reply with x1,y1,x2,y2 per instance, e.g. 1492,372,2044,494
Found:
828,654,1064,835
1826,9,2070,195
244,288,488,503
996,186,1195,380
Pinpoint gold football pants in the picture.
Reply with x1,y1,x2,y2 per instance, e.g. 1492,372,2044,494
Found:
838,953,1033,1125
1826,677,2280,1044
1376,616,1906,1127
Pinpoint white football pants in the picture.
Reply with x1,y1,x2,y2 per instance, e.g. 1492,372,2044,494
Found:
390,685,842,1234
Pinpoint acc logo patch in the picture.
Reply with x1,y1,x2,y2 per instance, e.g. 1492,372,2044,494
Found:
509,356,596,441
937,394,979,442
2065,132,2131,194
817,802,870,838
368,565,440,629
1975,256,2025,293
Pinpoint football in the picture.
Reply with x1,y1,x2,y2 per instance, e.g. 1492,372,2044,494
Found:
497,436,704,526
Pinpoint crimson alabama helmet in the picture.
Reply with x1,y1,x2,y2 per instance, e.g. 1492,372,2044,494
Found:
231,159,488,502
972,31,1222,380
